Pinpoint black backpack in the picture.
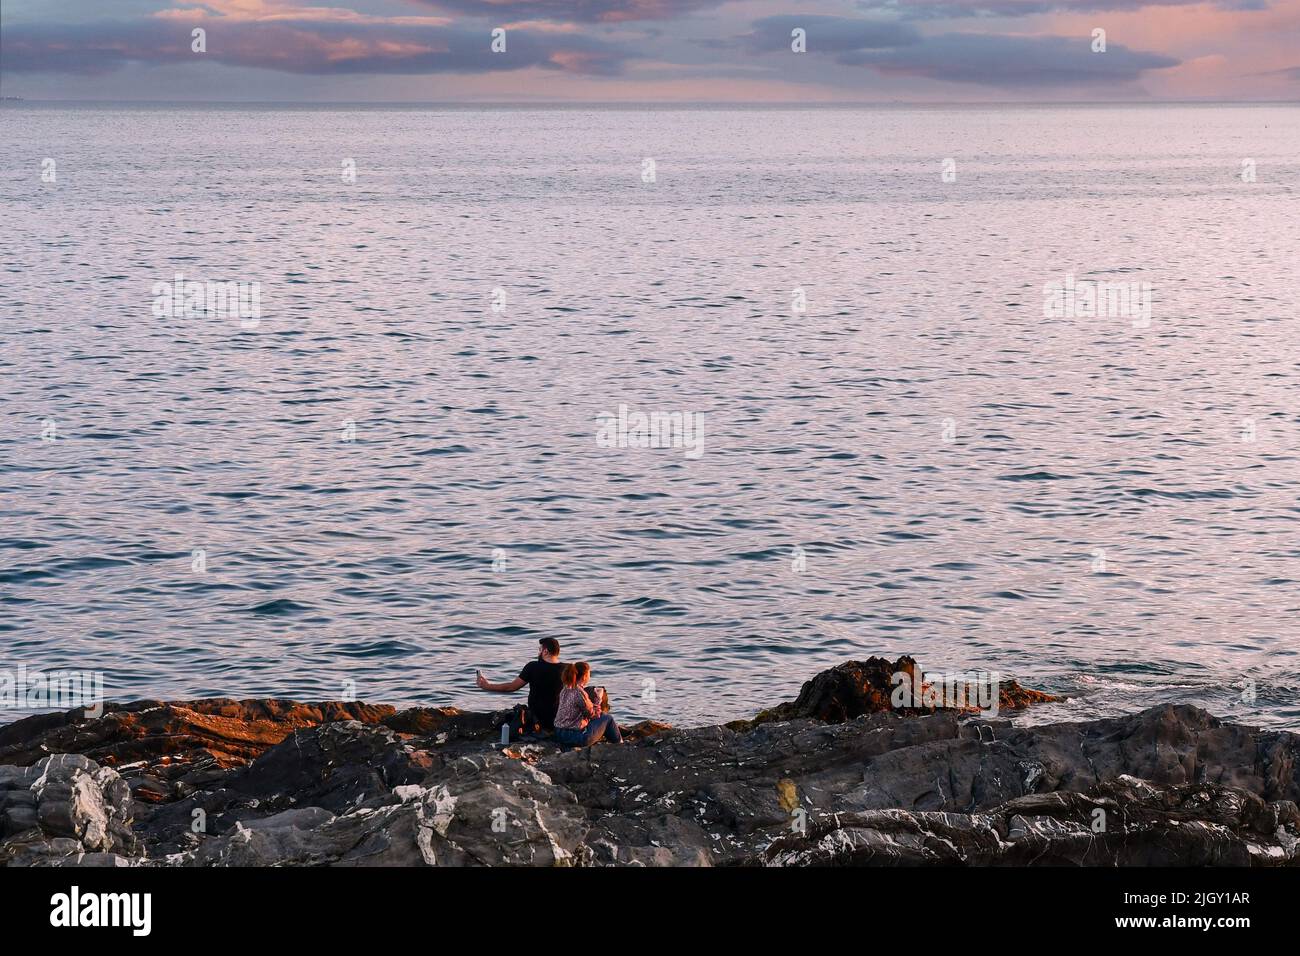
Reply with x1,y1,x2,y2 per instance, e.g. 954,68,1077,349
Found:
507,704,547,741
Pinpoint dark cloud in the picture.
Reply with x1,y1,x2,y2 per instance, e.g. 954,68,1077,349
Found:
408,0,722,23
731,15,1173,90
841,33,1179,87
0,19,629,76
744,15,921,53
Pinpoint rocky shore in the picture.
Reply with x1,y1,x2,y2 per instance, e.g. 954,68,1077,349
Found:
2,657,1297,867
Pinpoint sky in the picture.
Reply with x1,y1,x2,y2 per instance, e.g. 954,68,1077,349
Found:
1,0,1297,102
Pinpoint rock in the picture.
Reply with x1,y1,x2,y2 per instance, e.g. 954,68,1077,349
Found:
0,698,396,784
622,720,674,742
2,659,1296,867
783,656,922,722
229,720,418,811
0,753,136,866
167,754,588,867
735,656,1062,728
381,706,503,738
758,776,1300,866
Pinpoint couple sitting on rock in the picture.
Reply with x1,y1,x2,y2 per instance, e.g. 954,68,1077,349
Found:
475,638,623,746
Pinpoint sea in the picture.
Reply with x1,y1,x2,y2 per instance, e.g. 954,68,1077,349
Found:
1,102,1298,729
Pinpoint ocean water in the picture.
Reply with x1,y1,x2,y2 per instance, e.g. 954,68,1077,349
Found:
2,103,1299,729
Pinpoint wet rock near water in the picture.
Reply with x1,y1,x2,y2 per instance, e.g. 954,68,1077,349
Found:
737,656,1062,727
0,698,397,803
1,660,1296,867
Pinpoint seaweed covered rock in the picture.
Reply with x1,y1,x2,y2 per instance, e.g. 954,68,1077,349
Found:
737,656,1061,728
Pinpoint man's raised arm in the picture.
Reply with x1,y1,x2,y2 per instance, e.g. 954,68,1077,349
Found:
476,672,525,693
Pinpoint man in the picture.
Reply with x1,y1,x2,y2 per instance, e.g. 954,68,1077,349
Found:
476,638,564,731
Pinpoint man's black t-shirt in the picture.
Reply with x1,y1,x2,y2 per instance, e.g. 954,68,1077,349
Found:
519,659,564,730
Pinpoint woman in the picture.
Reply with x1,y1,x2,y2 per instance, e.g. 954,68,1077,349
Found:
553,661,623,746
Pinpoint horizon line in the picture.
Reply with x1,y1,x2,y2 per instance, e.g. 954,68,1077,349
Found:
4,97,1299,108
